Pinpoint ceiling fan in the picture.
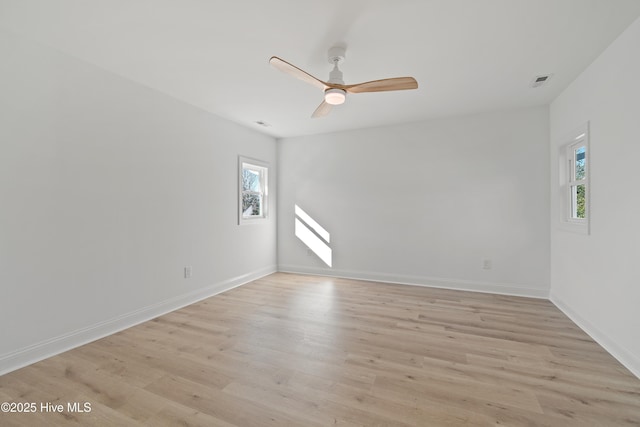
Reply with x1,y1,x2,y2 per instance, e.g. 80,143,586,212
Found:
269,46,418,118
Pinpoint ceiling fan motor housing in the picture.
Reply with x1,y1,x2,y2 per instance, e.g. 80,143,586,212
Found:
329,66,344,85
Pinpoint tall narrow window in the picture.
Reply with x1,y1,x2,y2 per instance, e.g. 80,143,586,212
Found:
239,157,268,224
559,123,589,234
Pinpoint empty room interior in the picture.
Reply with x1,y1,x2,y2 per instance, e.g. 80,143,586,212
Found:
1,0,640,425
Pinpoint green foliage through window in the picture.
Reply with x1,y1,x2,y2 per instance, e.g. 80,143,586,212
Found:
576,184,585,219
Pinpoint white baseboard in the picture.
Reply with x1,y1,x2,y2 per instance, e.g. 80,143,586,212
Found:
550,293,640,379
277,265,549,299
0,265,276,376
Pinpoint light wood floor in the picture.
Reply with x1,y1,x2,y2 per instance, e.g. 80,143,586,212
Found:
1,273,639,426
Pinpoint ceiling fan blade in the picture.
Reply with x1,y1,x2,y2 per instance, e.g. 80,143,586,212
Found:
344,77,418,94
311,100,333,118
269,56,328,91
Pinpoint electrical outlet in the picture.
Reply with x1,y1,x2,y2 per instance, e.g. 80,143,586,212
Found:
482,259,492,270
184,266,193,278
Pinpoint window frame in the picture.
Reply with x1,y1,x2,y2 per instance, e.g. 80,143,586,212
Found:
558,122,590,235
238,156,269,225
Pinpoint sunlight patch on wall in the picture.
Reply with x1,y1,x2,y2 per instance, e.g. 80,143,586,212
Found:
295,205,330,243
294,205,332,267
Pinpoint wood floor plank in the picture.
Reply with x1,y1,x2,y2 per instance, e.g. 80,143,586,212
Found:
1,272,639,426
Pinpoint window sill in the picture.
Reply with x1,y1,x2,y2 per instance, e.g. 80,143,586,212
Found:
557,220,590,235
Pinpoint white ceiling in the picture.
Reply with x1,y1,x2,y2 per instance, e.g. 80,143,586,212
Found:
1,0,640,138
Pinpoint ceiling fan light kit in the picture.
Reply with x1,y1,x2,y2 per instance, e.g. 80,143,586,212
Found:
270,46,417,118
324,88,346,105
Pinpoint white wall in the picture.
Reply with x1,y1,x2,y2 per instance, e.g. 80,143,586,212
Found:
278,106,550,297
549,17,640,377
0,30,277,374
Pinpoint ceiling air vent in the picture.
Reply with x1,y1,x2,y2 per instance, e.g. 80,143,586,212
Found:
530,74,553,88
